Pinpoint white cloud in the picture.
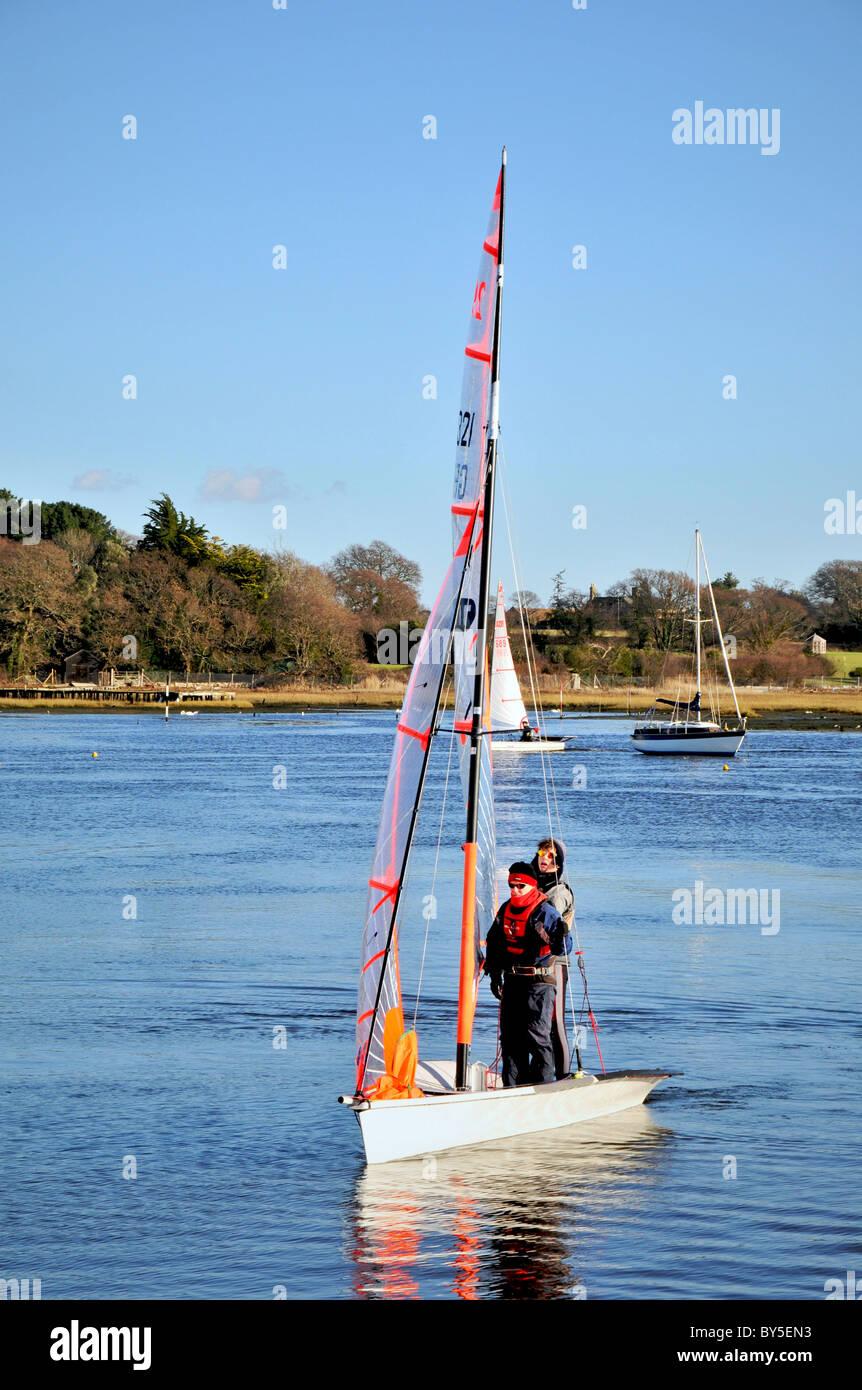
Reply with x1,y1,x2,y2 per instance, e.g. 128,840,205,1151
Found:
74,469,137,490
200,467,289,503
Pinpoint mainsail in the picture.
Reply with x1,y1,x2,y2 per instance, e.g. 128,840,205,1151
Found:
490,581,528,732
450,169,503,987
355,501,481,1093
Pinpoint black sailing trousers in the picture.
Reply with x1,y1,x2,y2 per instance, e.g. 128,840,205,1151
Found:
500,977,556,1088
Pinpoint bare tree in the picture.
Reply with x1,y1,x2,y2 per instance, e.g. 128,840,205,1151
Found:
625,569,694,651
805,560,862,628
742,584,810,652
327,540,421,614
0,539,83,674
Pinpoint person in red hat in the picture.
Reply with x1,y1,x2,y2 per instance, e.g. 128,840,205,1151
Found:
484,862,571,1087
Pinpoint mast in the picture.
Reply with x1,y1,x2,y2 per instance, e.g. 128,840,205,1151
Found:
699,535,743,724
695,528,702,707
455,148,506,1091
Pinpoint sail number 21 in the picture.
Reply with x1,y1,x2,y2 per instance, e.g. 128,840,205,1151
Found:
457,411,475,448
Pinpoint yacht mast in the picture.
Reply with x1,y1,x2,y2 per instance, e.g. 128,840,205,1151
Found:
699,536,743,723
695,528,702,705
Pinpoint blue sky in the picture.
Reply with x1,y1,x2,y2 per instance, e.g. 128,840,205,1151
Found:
1,0,860,603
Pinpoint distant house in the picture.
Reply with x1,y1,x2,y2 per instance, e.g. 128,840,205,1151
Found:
808,633,827,655
586,591,631,628
63,649,104,684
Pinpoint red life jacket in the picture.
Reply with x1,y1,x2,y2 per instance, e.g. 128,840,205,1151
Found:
502,889,547,959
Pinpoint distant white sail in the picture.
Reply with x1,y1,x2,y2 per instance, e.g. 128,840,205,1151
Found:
490,582,528,732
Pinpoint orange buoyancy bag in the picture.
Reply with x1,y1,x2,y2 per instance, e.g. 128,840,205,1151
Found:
366,1029,424,1101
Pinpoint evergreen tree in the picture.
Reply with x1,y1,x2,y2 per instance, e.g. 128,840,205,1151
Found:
139,494,210,562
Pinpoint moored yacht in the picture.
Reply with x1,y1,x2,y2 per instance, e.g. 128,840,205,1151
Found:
633,530,746,757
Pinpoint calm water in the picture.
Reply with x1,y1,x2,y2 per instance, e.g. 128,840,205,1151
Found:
1,710,860,1300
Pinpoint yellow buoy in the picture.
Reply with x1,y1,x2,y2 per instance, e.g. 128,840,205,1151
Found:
92,751,98,759
723,763,729,771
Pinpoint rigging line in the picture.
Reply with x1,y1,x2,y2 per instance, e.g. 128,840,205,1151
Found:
497,444,574,941
497,438,570,872
652,534,696,712
495,447,589,1068
496,440,595,1064
496,442,558,843
412,676,457,1030
496,443,598,1065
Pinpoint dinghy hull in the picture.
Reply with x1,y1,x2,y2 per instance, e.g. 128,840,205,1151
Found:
490,739,567,753
343,1068,670,1164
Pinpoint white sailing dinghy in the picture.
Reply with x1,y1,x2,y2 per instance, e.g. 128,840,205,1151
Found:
632,529,746,756
489,582,566,753
339,151,669,1165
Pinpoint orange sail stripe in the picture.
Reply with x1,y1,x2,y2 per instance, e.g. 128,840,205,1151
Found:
369,878,398,914
465,346,491,363
397,721,431,753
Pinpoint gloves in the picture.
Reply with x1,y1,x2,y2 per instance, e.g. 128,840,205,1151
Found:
490,977,503,1001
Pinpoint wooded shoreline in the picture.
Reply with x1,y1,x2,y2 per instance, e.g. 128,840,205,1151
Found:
2,686,860,729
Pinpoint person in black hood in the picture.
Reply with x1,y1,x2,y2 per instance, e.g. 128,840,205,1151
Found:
530,837,574,927
529,837,575,1078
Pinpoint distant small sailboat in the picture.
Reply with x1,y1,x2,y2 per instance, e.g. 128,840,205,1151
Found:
632,529,746,756
489,583,566,753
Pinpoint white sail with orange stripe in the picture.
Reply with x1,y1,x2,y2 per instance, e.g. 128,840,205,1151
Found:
354,498,482,1093
490,581,528,732
451,171,502,993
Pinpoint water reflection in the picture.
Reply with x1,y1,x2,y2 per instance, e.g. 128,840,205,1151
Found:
348,1107,673,1299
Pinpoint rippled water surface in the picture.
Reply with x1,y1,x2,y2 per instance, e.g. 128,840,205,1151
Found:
1,711,860,1299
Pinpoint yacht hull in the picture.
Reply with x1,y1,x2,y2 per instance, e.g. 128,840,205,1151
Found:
632,729,745,756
